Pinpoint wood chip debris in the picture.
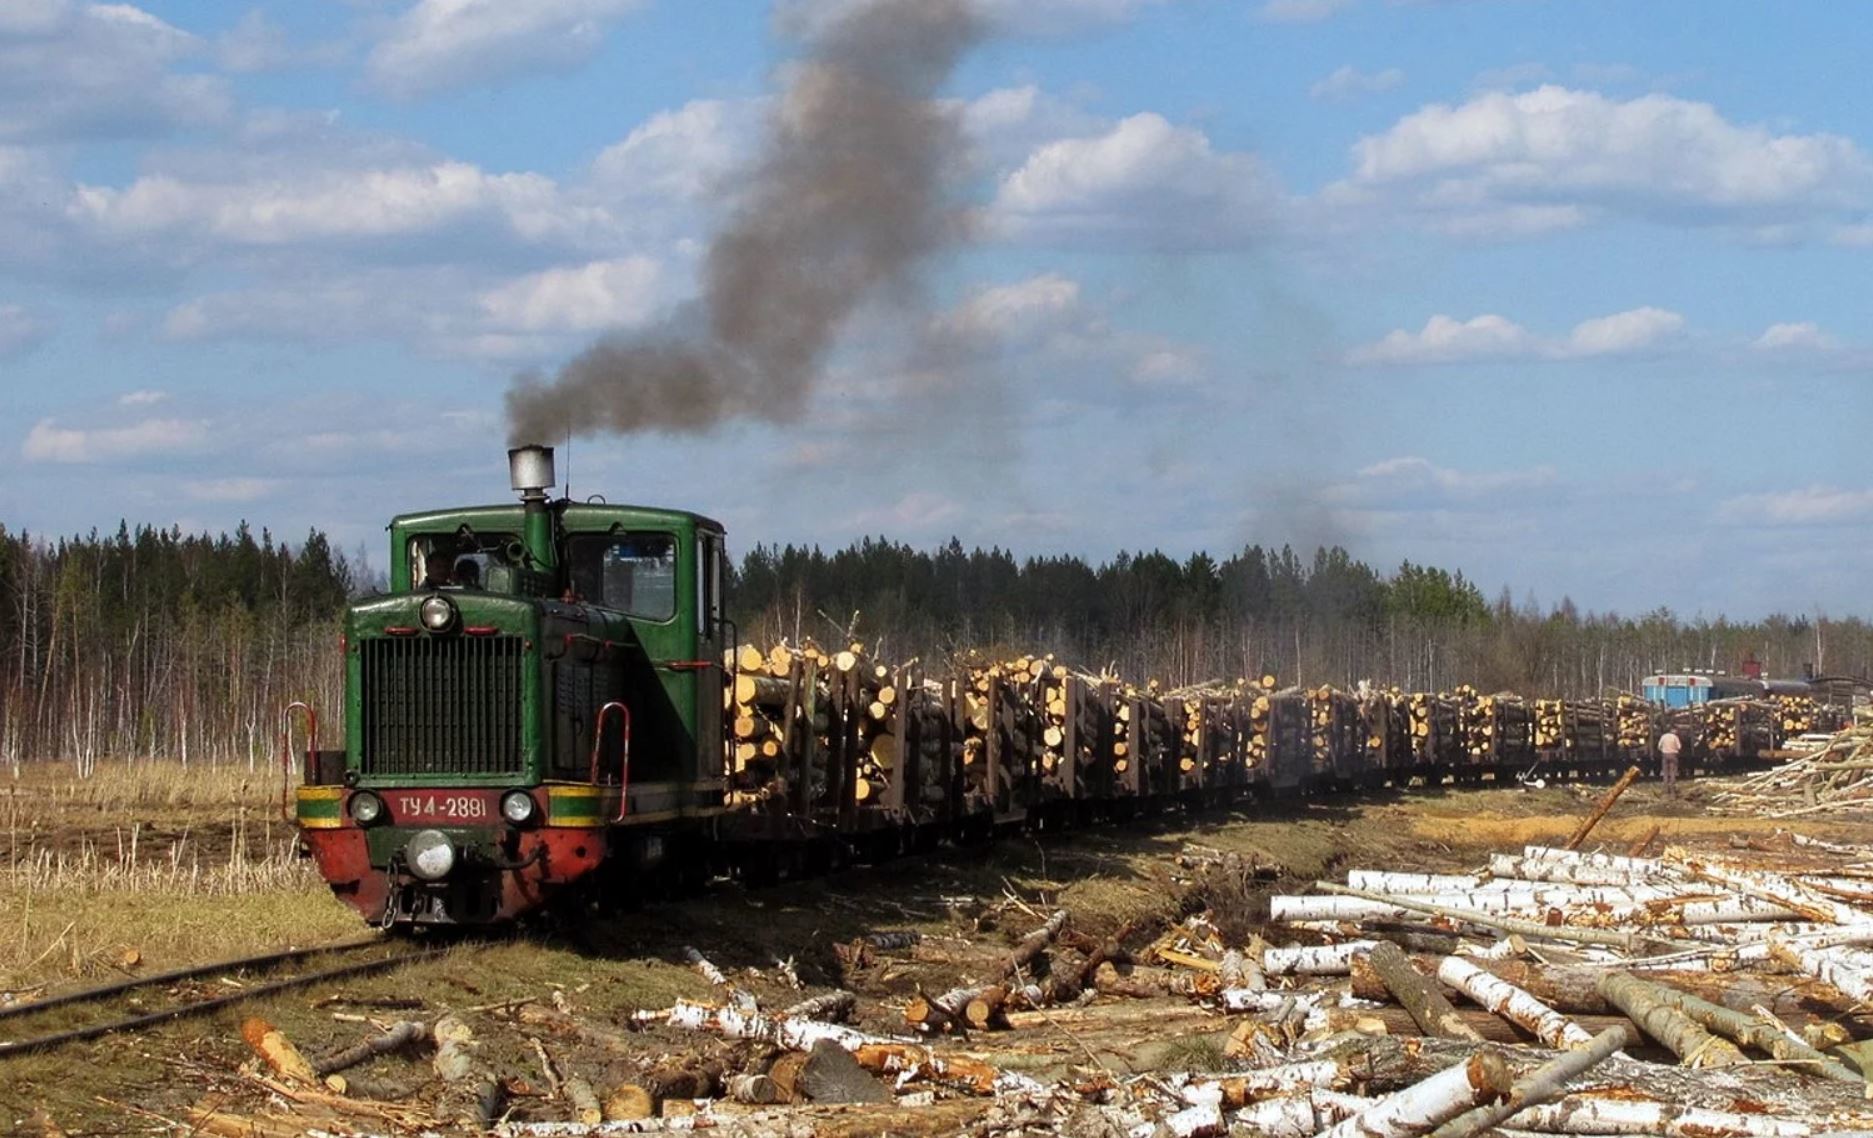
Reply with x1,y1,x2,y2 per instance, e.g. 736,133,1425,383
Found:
165,826,1873,1136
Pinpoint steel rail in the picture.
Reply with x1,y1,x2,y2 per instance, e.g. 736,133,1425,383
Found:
0,934,392,1024
0,945,435,1058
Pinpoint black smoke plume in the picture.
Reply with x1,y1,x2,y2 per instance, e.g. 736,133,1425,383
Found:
506,0,983,444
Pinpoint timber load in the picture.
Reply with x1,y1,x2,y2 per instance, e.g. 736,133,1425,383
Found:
721,641,1824,838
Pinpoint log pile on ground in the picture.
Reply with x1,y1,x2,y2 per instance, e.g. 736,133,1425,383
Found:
1713,723,1873,817
156,816,1873,1136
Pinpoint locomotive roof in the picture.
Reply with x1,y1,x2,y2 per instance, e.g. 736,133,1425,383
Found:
390,500,725,533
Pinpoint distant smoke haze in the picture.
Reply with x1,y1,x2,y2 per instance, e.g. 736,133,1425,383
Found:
506,0,983,444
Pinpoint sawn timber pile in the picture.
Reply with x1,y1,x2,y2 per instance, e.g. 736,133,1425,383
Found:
154,822,1873,1136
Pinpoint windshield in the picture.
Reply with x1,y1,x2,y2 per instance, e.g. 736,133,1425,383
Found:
568,532,679,620
409,531,521,593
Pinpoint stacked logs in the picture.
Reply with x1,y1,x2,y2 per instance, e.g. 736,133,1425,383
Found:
1613,696,1658,758
1457,689,1532,764
1702,699,1774,761
726,640,949,814
1534,699,1610,762
1309,685,1366,779
721,641,1819,813
1405,692,1461,767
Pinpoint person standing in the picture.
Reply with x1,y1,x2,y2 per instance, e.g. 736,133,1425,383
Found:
1657,726,1682,799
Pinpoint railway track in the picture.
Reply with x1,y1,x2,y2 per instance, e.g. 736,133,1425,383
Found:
0,935,436,1058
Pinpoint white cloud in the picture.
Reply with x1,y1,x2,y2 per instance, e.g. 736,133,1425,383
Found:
1341,85,1873,235
183,477,276,502
70,160,603,249
1719,486,1873,527
1752,321,1839,351
1311,65,1405,102
1347,313,1535,365
1348,306,1686,365
117,388,168,406
0,304,49,356
0,1,230,142
22,417,208,463
944,274,1082,341
1562,306,1684,356
590,100,754,203
368,0,647,100
1258,0,1355,23
478,256,663,333
991,113,1281,249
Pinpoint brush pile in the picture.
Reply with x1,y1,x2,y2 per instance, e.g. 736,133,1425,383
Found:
1713,724,1873,817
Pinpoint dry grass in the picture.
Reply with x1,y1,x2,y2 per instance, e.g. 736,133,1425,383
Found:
0,759,356,994
5,756,292,813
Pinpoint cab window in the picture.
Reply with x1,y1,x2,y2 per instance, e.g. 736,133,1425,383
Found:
569,532,679,620
410,532,520,592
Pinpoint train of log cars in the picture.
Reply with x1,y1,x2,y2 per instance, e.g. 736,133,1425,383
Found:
291,446,1852,927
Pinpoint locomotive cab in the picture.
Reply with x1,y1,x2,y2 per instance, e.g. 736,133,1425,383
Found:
298,446,729,925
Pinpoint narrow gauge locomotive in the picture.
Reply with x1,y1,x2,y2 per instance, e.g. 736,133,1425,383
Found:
297,446,730,925
293,447,1759,928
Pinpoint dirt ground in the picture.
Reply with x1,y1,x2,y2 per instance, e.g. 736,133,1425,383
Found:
6,776,1872,1134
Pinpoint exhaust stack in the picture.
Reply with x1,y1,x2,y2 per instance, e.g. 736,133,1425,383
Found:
506,445,558,572
508,445,556,501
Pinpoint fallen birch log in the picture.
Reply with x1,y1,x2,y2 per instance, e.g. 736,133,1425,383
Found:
1369,942,1483,1042
662,999,1040,1096
1315,882,1689,952
1672,852,1872,925
1429,1026,1632,1138
1490,849,1663,885
1317,1050,1512,1138
1508,1094,1827,1138
1177,1059,1365,1106
1645,986,1862,1083
1436,956,1593,1049
1263,941,1377,975
784,990,856,1023
1768,940,1873,1006
1594,973,1743,1068
1228,1091,1371,1138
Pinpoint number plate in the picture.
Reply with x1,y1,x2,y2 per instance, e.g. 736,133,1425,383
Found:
384,790,495,824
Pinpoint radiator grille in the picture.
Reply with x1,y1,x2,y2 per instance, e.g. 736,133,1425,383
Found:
359,635,524,777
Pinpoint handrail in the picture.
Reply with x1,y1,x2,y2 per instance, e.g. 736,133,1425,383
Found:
280,701,317,823
592,701,633,822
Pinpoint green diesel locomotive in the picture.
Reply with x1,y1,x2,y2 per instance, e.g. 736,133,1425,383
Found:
297,445,730,924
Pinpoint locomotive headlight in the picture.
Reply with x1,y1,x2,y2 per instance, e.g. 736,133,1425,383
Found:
419,595,457,632
405,830,455,881
500,789,537,825
349,790,384,825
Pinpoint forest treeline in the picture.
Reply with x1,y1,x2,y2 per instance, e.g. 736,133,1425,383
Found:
0,522,352,769
4,523,1868,766
733,538,1870,698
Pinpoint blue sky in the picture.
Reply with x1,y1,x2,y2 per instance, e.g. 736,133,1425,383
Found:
2,0,1870,619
